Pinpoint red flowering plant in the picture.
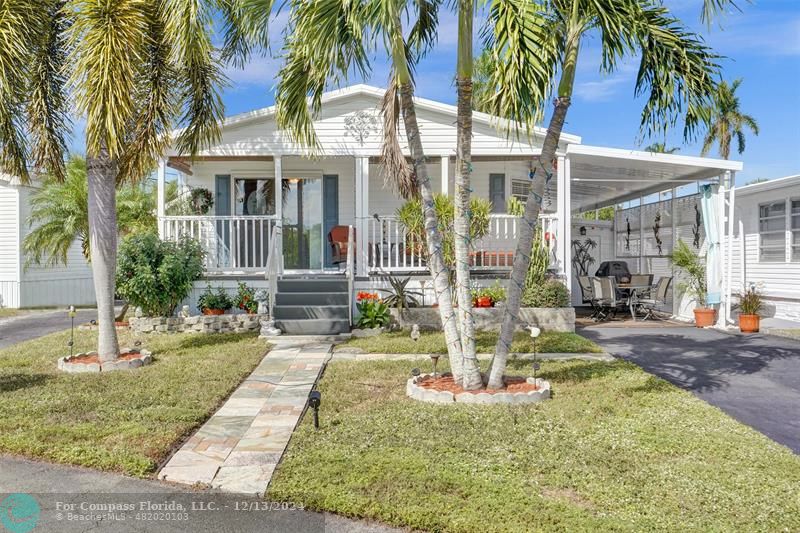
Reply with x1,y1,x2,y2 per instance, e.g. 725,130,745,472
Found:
233,281,258,314
355,292,390,329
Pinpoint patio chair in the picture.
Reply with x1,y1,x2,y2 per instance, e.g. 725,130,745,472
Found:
630,274,655,298
328,225,355,265
636,276,672,321
578,276,599,318
591,277,623,321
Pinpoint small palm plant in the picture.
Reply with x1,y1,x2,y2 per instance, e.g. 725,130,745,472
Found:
670,240,707,307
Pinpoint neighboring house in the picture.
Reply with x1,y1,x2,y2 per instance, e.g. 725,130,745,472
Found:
157,84,743,334
729,175,800,321
0,175,96,309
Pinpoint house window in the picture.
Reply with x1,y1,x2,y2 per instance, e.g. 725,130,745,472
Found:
792,199,800,262
489,173,506,213
759,200,786,262
511,179,530,203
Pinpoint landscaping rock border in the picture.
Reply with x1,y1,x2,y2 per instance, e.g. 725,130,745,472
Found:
58,349,153,373
129,314,264,335
406,374,551,404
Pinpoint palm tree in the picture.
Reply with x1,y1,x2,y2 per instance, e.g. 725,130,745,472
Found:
0,1,267,361
274,0,468,383
700,78,758,159
644,142,680,154
481,0,721,389
451,0,483,389
23,155,157,266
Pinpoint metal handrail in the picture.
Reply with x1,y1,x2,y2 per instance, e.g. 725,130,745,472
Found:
345,225,355,326
265,224,282,320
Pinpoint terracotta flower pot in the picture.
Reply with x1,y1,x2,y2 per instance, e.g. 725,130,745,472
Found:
693,307,716,328
202,308,225,316
476,296,493,308
738,314,760,333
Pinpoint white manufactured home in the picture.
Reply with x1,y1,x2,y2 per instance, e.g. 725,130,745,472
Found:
0,176,96,309
156,84,749,334
728,175,800,321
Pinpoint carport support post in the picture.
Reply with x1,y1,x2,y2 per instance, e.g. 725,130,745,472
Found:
724,171,736,326
354,157,369,277
671,187,678,318
715,171,731,329
556,155,571,288
157,158,166,238
638,195,644,274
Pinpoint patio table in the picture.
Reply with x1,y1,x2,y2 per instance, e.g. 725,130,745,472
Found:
617,283,653,320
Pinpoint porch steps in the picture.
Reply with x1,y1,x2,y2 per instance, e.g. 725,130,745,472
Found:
273,277,350,335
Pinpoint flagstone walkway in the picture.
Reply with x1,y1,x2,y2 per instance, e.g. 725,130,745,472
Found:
158,341,332,494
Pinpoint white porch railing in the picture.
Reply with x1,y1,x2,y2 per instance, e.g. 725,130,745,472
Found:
367,213,559,273
160,216,278,272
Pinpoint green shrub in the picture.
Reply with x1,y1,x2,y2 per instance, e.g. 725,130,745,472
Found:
198,286,233,313
116,233,204,317
521,279,570,308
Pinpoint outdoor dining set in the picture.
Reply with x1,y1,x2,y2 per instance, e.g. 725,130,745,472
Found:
577,261,673,322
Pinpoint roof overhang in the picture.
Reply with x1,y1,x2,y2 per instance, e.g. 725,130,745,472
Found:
566,145,744,212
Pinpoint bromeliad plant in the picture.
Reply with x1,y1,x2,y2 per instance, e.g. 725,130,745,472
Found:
356,292,391,330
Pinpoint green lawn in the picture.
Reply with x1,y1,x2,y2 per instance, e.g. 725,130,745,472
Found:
0,330,266,477
269,358,800,532
340,330,602,354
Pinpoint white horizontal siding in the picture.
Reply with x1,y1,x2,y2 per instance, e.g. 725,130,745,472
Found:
17,187,94,283
732,186,800,320
0,185,20,282
190,94,547,158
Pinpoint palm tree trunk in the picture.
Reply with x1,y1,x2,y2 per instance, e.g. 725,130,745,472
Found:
487,34,580,389
397,83,464,382
86,146,120,362
453,0,482,390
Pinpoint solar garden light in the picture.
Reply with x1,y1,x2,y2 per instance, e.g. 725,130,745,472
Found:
529,325,541,382
67,305,76,357
308,390,322,430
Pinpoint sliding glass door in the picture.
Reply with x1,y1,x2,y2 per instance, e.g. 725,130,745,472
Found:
282,178,323,270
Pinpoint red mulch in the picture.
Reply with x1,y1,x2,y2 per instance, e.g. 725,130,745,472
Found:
114,321,129,327
66,351,142,365
417,373,539,394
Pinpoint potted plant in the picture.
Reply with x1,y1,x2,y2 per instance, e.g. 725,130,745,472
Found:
198,286,232,315
233,281,258,314
735,283,763,333
471,287,493,308
670,240,714,327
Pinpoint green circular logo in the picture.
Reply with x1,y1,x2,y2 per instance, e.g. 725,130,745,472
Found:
0,494,40,533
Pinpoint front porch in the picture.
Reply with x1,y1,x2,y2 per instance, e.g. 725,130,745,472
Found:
156,154,564,278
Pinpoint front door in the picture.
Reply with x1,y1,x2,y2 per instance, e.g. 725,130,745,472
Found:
282,178,324,271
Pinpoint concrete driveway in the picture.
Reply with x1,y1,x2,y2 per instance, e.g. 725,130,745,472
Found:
580,324,800,453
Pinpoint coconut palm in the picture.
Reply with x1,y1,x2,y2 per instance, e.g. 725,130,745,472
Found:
0,1,268,361
481,0,721,389
644,142,680,154
700,78,758,159
23,155,157,267
274,0,469,382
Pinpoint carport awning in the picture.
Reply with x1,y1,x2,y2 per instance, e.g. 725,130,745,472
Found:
566,145,743,213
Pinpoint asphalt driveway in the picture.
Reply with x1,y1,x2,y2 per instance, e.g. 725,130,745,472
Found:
0,309,97,350
580,324,800,453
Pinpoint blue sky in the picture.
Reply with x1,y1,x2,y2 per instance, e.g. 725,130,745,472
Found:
72,0,800,184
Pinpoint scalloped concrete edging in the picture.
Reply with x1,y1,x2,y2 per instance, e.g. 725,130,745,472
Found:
406,374,551,404
58,349,153,373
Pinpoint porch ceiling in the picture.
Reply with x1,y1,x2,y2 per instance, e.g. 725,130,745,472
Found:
566,145,743,213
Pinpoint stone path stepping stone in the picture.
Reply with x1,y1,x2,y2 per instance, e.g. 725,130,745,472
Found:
158,341,332,495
